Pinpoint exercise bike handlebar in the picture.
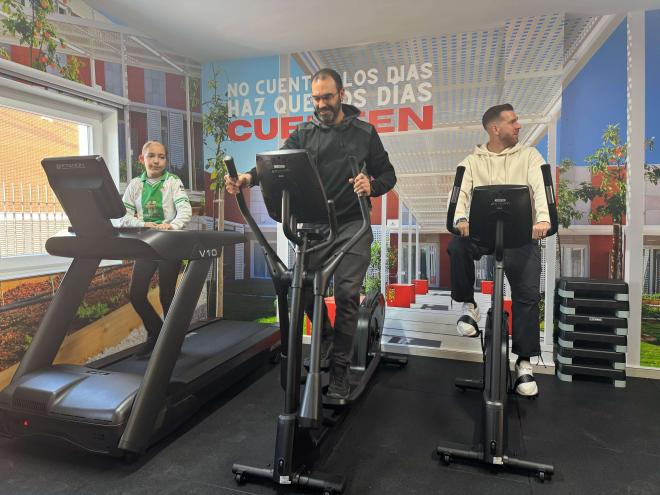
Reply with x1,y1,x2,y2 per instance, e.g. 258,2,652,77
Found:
445,166,466,236
540,164,559,237
446,164,559,239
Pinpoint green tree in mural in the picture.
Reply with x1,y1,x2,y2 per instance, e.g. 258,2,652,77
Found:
562,124,656,279
201,65,232,317
1,0,81,81
556,159,583,229
553,159,585,278
203,65,232,199
363,241,397,294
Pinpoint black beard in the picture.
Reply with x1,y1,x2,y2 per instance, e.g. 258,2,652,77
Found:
315,101,341,125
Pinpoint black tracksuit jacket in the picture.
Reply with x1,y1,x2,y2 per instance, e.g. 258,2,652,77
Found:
248,104,397,222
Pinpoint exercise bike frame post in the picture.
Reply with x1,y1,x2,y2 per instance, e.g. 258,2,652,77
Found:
226,152,404,494
437,164,558,481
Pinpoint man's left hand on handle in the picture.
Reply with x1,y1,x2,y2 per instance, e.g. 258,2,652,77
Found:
350,173,371,196
532,221,551,240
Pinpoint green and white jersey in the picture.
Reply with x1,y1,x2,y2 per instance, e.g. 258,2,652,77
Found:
121,171,192,230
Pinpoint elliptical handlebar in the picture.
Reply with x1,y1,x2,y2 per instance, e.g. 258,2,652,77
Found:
225,156,287,279
446,164,559,239
343,156,372,246
308,156,369,256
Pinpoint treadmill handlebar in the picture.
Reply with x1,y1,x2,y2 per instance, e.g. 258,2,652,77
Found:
47,229,244,261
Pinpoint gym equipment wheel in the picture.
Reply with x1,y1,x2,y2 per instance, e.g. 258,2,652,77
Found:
234,472,247,485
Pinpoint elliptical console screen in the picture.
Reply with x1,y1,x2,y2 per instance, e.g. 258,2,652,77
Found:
256,149,329,224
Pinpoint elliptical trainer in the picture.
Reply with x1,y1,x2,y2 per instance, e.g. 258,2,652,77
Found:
226,150,406,494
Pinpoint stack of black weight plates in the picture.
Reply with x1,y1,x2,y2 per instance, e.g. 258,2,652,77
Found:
556,277,628,388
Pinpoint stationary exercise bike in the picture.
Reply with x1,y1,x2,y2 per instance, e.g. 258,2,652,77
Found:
436,164,558,481
226,150,406,494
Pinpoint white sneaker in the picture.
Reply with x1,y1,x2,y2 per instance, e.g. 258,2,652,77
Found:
456,302,480,337
515,360,539,397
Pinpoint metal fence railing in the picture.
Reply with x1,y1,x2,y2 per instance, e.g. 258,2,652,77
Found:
0,182,69,257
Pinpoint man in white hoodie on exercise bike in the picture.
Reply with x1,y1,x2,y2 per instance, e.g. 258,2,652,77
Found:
448,103,550,397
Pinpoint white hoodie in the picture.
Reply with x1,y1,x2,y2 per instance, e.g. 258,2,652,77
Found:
451,142,549,226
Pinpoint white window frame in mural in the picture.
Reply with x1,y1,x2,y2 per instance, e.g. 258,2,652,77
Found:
250,240,271,280
560,244,589,278
0,63,124,280
126,103,204,194
642,246,660,295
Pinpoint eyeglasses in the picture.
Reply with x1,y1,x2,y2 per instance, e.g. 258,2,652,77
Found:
309,92,339,104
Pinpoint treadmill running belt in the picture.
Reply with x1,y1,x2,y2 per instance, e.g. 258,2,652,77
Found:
104,321,278,385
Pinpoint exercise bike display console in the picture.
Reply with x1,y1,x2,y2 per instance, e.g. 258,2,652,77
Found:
436,164,558,481
226,150,406,494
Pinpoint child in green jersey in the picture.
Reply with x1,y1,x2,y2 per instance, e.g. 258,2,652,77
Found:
121,140,192,356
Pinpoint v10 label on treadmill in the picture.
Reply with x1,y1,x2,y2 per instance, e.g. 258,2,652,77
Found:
197,247,219,258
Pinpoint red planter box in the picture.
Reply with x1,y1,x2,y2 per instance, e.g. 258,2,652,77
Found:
409,284,416,304
412,279,429,295
503,298,512,335
303,295,364,335
385,284,415,308
304,296,336,335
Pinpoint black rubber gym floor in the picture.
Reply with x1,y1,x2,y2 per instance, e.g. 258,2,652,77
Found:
0,355,659,495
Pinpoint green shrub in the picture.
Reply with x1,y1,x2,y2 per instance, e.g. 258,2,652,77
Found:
641,342,660,368
76,302,109,323
364,276,381,295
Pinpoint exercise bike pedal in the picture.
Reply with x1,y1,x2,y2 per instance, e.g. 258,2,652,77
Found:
511,384,539,400
457,314,482,338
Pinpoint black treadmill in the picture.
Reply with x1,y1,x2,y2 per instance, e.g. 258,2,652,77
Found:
0,156,280,457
